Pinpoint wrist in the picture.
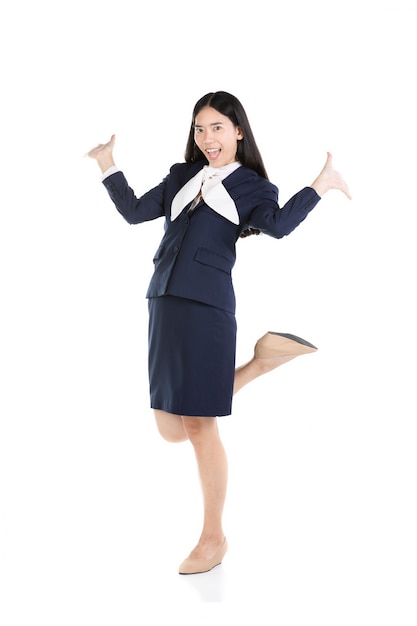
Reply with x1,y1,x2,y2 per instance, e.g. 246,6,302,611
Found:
310,178,327,197
96,156,116,174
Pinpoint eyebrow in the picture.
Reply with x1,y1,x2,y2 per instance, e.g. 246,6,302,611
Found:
194,121,224,128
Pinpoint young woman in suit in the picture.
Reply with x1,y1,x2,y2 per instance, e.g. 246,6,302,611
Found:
87,91,351,574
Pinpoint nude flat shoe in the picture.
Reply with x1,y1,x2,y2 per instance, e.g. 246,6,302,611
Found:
178,539,228,575
255,332,318,359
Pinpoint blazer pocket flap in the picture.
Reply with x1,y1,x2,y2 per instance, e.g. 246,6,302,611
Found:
194,247,232,274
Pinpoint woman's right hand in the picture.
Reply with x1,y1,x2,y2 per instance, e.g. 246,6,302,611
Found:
86,134,116,173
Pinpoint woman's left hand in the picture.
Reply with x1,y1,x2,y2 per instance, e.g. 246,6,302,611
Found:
311,152,352,199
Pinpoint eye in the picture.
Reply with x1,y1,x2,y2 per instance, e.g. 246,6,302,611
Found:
213,125,222,131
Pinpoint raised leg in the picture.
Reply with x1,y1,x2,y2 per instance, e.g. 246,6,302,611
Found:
234,332,317,394
233,353,298,394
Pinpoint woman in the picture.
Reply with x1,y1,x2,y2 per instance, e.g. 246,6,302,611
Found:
87,91,351,574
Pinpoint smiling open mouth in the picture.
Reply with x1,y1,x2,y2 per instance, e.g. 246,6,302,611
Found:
206,148,221,158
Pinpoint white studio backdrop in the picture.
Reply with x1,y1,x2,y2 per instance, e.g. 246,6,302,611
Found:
1,1,416,623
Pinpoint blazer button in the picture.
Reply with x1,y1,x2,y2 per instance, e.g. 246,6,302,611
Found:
173,246,179,253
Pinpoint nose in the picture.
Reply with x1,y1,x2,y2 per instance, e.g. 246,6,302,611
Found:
203,128,215,143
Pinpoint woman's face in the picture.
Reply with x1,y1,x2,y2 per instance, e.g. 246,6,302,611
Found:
194,106,243,168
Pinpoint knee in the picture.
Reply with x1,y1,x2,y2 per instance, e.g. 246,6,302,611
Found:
154,410,188,443
181,416,217,445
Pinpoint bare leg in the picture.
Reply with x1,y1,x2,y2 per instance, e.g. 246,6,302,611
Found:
180,415,227,561
153,410,226,568
233,354,297,395
154,409,188,442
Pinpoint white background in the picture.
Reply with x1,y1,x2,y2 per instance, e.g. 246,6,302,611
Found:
1,0,416,623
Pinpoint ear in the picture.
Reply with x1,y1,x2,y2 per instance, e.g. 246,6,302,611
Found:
236,126,244,140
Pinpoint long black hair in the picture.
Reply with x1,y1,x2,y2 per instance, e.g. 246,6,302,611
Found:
184,91,269,180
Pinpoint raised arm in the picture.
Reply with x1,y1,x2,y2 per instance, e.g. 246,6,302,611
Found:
86,133,166,224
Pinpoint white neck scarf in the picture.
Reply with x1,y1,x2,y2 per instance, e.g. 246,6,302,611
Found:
170,162,241,225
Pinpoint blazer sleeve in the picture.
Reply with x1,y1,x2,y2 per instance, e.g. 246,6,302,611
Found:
247,186,321,239
102,171,166,224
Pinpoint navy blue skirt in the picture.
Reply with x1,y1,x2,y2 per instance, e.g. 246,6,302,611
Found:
148,295,236,416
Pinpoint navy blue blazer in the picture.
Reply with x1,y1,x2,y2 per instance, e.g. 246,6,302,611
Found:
102,161,320,314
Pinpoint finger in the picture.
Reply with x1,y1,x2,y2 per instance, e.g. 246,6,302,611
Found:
84,146,99,158
84,145,101,158
341,177,352,200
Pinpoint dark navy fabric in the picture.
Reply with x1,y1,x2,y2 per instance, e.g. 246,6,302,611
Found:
148,296,236,417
